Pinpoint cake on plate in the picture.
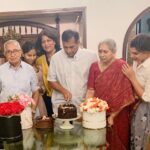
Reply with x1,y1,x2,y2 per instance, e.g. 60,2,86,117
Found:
58,103,77,119
34,116,54,129
80,97,109,129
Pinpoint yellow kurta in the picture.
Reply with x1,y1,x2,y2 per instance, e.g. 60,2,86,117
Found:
36,55,52,96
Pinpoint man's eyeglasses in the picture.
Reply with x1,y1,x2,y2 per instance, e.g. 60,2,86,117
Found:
5,49,21,55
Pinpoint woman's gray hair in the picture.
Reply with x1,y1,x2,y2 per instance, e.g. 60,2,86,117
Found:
98,39,117,54
4,40,21,53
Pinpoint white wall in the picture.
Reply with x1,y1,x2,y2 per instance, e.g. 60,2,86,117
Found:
0,0,150,58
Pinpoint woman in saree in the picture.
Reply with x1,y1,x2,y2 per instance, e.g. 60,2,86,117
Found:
122,34,150,150
86,39,135,150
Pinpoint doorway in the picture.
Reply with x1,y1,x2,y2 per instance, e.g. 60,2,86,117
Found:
0,7,86,48
123,7,150,64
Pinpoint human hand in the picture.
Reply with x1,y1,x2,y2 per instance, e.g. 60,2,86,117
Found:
62,89,72,101
122,63,136,81
39,87,45,95
32,113,35,123
107,114,115,127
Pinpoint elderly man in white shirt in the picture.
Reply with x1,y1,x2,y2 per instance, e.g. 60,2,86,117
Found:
48,29,97,114
0,40,39,129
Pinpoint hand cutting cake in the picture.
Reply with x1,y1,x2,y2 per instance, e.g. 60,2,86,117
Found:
80,97,109,129
58,103,77,119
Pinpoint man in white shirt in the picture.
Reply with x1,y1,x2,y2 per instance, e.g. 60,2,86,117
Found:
0,40,39,129
48,29,97,113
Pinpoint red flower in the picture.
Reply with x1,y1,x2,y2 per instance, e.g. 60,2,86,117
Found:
0,101,24,116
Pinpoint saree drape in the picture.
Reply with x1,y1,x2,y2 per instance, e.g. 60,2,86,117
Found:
88,59,135,150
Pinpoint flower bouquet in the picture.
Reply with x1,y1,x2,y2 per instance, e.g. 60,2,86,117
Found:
0,94,34,142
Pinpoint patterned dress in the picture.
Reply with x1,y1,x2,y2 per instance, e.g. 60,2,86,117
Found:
130,59,150,150
131,102,150,150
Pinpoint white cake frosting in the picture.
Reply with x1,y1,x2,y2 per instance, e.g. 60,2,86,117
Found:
80,97,109,129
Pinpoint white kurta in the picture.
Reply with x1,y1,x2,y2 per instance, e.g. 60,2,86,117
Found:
48,48,97,113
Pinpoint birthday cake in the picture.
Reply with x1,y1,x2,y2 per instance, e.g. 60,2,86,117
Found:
58,103,77,119
34,116,54,129
80,97,109,129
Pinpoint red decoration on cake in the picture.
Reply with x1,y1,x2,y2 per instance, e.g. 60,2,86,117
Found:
80,97,109,113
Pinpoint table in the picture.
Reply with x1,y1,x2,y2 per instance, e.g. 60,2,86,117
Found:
1,121,106,150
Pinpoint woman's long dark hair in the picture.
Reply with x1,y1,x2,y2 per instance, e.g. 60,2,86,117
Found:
130,34,150,52
35,29,61,56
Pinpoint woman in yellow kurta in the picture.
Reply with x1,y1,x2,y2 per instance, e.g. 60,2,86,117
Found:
36,29,60,116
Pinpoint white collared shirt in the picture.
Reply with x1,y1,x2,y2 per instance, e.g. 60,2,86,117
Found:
48,48,97,113
133,58,150,102
0,61,39,102
0,61,39,129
